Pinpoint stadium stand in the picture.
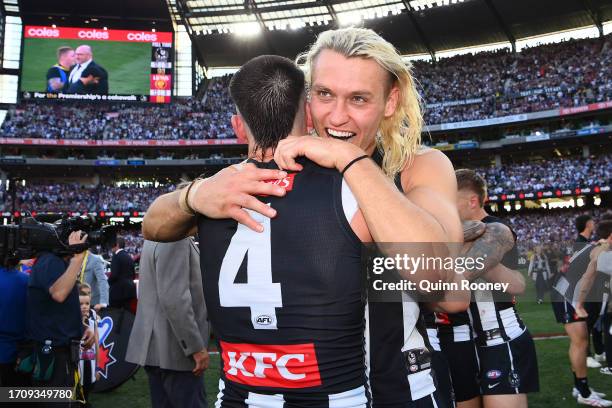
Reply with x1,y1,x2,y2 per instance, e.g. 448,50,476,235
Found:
1,37,610,140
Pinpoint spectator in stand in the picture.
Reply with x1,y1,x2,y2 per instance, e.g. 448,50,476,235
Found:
477,155,611,193
1,36,610,137
2,154,607,214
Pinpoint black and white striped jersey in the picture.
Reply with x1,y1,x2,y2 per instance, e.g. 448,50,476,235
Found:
198,159,368,406
553,243,609,305
365,150,436,406
468,216,526,347
435,311,472,344
366,301,435,406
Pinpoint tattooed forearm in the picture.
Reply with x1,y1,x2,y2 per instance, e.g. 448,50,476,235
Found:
462,222,515,281
463,220,486,242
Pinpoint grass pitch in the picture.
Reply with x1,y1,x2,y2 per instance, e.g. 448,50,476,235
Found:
21,38,151,95
90,273,612,407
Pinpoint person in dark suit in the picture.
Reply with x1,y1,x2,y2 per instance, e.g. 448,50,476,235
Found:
109,237,136,311
66,45,108,95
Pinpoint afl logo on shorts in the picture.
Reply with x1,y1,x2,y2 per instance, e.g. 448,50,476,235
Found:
486,370,502,379
256,315,273,325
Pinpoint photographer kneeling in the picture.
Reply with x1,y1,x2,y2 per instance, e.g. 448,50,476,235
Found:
24,230,95,403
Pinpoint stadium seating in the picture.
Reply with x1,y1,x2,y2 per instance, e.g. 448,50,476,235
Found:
1,36,610,140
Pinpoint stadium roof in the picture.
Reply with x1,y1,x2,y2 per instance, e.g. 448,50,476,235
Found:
18,0,172,30
187,0,612,66
17,0,612,67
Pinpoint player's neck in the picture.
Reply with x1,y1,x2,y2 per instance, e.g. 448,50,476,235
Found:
475,208,490,221
248,147,275,163
579,231,591,240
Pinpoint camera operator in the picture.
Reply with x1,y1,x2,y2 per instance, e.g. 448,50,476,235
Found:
25,231,95,402
0,258,29,387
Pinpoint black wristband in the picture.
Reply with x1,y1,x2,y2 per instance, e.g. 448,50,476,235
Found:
183,178,200,216
341,154,370,176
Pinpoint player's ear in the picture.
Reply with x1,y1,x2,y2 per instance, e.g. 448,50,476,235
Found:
384,85,400,118
470,194,480,209
306,101,313,133
231,115,248,144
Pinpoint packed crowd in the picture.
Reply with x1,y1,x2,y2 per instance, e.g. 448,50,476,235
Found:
1,78,234,140
2,154,607,213
416,35,612,124
503,209,607,259
1,183,175,213
478,154,611,193
0,37,610,140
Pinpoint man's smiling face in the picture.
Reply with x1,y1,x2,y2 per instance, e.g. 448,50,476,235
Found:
308,49,399,153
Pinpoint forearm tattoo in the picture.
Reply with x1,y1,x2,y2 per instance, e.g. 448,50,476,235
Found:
462,222,514,281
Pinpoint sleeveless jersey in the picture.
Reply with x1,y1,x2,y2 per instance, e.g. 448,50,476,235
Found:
46,65,69,92
366,151,436,406
198,159,368,405
554,243,609,305
468,215,526,347
435,311,472,343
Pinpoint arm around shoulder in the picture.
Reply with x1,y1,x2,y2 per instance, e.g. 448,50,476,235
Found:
142,189,197,242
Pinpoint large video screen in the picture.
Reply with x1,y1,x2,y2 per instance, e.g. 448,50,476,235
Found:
20,26,173,103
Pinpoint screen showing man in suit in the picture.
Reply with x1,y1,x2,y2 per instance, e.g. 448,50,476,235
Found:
21,26,173,103
66,45,109,95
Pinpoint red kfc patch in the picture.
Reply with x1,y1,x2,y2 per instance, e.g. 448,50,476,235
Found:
220,341,321,389
260,173,296,197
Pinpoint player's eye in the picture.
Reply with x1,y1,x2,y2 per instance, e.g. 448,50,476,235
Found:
317,90,332,98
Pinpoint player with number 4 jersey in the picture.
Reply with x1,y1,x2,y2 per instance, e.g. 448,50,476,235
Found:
198,55,370,407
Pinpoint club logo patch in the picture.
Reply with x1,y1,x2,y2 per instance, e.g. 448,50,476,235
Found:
508,370,521,387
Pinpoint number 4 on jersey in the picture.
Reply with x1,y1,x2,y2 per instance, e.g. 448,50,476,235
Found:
219,207,283,329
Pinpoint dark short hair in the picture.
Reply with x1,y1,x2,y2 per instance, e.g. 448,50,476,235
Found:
115,236,126,249
596,220,612,240
455,169,487,207
229,55,305,154
57,46,73,60
575,214,593,233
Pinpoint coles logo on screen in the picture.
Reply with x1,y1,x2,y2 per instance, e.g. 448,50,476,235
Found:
220,341,322,389
26,27,60,38
77,29,110,40
25,26,165,43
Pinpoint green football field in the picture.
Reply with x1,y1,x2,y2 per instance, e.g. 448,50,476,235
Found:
90,273,612,407
21,38,151,95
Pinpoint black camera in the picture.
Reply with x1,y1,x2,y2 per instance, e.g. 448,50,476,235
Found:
0,215,116,266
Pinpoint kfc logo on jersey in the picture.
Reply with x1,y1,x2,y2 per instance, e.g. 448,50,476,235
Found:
259,173,296,197
221,341,321,388
266,173,295,191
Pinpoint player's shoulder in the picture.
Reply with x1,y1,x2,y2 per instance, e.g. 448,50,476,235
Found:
589,242,608,259
400,146,455,191
407,146,453,169
299,157,341,177
46,66,60,77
